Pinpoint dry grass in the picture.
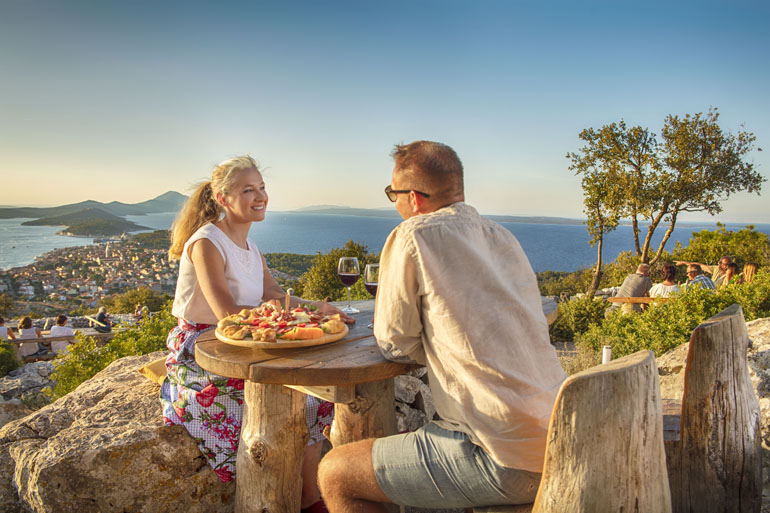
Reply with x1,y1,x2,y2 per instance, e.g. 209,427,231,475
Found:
557,343,600,376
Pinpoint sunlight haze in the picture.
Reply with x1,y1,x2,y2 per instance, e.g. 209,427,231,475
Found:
1,1,768,223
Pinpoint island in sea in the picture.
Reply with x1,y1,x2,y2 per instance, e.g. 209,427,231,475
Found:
0,192,187,237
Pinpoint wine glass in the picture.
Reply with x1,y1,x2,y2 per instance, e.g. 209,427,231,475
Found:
337,257,361,314
364,263,379,328
364,264,379,297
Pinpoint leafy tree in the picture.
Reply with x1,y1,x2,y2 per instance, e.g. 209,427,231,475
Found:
299,240,378,301
101,287,171,314
264,253,316,277
568,108,764,267
132,230,172,250
568,143,625,296
0,293,13,316
672,223,770,268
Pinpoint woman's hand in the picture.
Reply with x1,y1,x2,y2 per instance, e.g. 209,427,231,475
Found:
313,301,355,324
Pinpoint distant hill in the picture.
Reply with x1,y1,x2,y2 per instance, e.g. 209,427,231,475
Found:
21,207,150,236
0,191,187,219
294,205,583,225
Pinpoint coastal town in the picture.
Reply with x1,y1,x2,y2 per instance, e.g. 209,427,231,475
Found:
0,234,178,316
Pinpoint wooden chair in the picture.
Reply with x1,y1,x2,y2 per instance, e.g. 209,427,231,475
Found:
476,350,671,513
663,304,761,513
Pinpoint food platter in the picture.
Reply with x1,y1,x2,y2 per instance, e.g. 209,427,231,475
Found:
215,324,349,349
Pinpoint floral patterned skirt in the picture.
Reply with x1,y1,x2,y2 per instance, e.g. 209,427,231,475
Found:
160,318,334,482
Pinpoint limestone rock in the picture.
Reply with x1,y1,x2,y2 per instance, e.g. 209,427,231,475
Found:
0,400,33,432
396,403,428,433
0,351,235,513
656,343,689,402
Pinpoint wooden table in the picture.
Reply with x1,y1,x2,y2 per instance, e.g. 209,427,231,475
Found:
195,300,417,513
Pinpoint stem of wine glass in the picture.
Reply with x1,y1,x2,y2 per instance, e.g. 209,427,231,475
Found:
347,286,352,308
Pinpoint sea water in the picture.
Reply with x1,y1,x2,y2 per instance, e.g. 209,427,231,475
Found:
1,212,768,273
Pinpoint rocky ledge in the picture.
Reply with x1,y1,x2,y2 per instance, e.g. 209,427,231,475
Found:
1,318,768,512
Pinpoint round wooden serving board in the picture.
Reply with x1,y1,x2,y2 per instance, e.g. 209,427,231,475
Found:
215,324,349,349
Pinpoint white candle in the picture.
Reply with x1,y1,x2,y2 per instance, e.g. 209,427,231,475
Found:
602,345,612,364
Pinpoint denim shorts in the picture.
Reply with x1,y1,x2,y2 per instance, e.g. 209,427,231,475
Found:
371,422,541,508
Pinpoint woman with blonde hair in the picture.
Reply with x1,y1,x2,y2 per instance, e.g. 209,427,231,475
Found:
161,155,349,510
742,262,758,284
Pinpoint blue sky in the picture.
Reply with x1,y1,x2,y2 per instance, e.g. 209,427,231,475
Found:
1,0,768,222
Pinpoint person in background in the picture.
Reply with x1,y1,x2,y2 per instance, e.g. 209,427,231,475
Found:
141,305,150,320
0,316,16,341
683,264,716,291
95,306,112,333
649,264,681,298
721,262,741,287
742,262,758,284
605,263,653,315
675,256,732,287
17,316,42,358
162,155,351,512
48,314,76,354
318,141,566,511
134,303,143,321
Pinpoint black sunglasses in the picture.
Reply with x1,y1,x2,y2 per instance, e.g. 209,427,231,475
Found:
384,185,431,202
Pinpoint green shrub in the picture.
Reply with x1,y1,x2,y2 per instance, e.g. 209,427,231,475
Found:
549,296,607,342
576,269,770,360
299,240,379,301
0,342,19,377
48,302,176,399
672,223,770,268
101,287,171,314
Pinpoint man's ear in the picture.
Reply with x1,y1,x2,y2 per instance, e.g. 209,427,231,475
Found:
410,191,427,214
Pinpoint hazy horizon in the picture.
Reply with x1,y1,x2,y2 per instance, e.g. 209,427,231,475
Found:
2,1,768,223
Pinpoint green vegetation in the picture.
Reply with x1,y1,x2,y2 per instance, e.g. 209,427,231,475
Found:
545,224,770,370
265,253,316,278
577,270,770,360
0,293,13,316
0,342,19,376
48,302,176,399
101,287,171,314
298,240,379,301
672,223,769,268
568,108,764,295
22,207,149,236
132,229,171,249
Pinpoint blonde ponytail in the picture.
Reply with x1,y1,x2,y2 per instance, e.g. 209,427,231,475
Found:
168,182,221,259
168,155,259,260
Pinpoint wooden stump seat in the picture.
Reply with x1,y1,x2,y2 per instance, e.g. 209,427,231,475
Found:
476,350,671,513
663,304,762,513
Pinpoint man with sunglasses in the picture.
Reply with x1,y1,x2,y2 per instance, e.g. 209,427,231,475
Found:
318,141,566,512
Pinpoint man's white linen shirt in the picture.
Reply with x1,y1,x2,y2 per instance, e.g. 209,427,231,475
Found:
374,202,566,473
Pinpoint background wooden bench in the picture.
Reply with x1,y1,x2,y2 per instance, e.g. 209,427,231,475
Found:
606,296,672,304
663,304,761,513
8,331,116,363
475,350,671,512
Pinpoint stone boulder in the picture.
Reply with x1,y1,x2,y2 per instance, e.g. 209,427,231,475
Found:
0,351,234,513
394,368,435,433
0,362,56,419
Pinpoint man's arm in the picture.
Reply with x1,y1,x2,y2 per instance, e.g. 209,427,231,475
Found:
674,260,717,273
373,231,426,365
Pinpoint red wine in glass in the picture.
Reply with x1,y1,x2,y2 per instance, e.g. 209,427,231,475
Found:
338,273,360,287
364,263,379,328
337,257,361,314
